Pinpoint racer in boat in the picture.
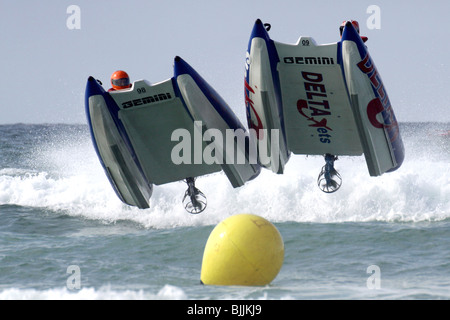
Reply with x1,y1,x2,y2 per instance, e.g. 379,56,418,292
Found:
340,20,368,43
108,70,132,92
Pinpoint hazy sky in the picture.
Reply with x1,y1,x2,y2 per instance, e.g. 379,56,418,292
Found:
1,0,449,124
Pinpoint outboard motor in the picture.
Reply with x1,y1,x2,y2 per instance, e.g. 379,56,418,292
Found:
317,154,342,193
183,177,207,214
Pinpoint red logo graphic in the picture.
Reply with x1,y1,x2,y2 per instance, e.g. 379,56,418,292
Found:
296,99,332,131
244,79,264,139
366,98,384,129
357,53,399,142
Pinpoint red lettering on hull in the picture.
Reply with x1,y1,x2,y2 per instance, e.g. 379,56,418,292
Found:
296,72,333,144
357,54,399,142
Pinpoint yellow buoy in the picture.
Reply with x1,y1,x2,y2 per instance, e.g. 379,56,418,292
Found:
200,214,284,286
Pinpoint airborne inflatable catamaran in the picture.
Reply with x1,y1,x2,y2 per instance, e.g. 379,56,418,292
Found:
245,19,404,192
85,56,260,213
85,19,404,213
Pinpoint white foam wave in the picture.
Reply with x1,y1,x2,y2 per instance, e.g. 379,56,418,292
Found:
0,284,187,300
1,126,449,227
1,283,447,300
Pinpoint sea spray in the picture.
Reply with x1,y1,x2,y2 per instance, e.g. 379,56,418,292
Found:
1,123,449,227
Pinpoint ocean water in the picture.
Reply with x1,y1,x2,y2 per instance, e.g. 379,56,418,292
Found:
0,122,449,300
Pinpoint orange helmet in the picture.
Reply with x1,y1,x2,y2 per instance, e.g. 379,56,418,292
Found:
111,70,131,90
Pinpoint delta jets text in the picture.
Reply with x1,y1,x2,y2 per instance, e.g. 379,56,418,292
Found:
296,71,333,144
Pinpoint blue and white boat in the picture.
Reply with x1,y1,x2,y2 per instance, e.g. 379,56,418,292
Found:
245,19,405,192
85,56,260,213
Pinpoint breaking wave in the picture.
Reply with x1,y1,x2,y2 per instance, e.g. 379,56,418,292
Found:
0,123,449,228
